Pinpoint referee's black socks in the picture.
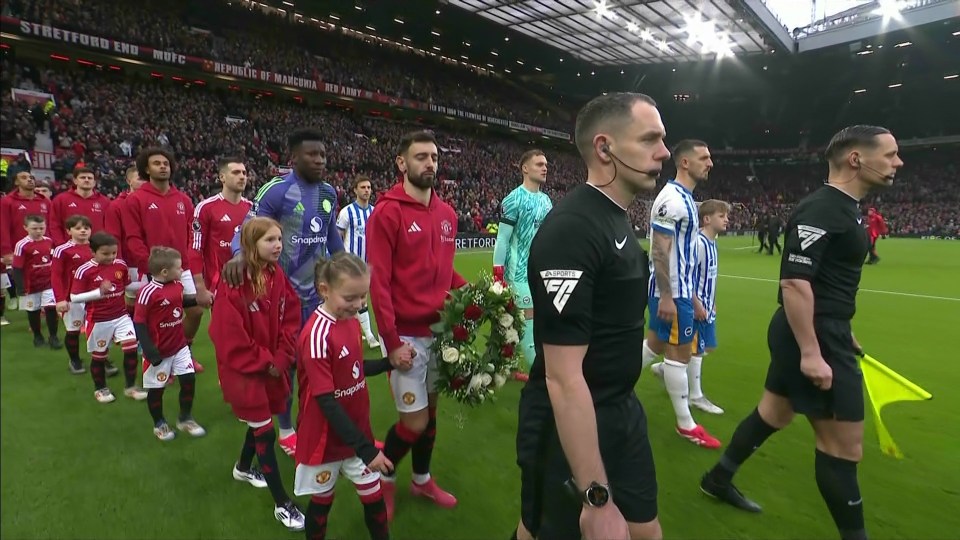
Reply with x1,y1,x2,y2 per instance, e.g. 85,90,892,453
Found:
709,408,778,484
815,449,867,540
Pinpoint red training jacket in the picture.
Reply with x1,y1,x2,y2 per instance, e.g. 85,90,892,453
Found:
48,189,110,245
868,212,888,238
209,265,301,414
121,182,194,275
1,191,50,257
104,191,128,259
366,182,466,354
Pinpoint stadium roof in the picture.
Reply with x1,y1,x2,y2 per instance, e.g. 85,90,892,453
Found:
446,0,780,65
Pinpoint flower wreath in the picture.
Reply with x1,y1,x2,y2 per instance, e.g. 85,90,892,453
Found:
429,273,526,406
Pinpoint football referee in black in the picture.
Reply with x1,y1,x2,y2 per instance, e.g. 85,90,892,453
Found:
700,125,903,540
514,92,669,540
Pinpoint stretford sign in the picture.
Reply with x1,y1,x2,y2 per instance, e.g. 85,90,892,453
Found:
1,16,571,141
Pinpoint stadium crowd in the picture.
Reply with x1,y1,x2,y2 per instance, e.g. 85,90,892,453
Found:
2,0,569,131
2,55,958,237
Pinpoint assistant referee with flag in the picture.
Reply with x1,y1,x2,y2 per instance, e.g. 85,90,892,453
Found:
699,125,904,540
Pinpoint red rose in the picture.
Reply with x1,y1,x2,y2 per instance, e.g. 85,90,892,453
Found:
451,377,467,390
452,325,469,342
506,299,516,312
464,304,483,321
501,344,515,358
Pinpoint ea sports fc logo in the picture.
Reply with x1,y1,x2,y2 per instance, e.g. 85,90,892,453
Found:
402,392,416,405
316,471,332,484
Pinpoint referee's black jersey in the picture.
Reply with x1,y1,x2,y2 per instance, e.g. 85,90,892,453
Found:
778,185,869,320
526,183,650,405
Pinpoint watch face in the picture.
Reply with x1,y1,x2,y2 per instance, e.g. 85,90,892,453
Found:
586,484,610,506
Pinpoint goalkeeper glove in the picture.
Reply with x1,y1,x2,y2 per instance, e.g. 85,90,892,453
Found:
493,265,505,285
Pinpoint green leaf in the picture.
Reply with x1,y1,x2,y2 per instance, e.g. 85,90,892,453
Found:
429,322,446,334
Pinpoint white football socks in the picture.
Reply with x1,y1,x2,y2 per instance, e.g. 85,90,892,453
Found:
688,355,704,400
412,473,431,485
358,308,375,339
642,339,659,370
662,359,697,430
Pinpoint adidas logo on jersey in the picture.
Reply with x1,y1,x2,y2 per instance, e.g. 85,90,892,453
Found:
160,299,171,306
68,202,77,207
94,276,103,282
32,250,39,255
148,203,159,210
797,225,827,251
339,346,349,359
72,254,81,259
540,269,584,314
220,214,232,222
248,302,260,312
17,204,26,210
408,222,422,233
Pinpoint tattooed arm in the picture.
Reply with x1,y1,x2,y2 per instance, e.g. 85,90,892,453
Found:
651,229,674,298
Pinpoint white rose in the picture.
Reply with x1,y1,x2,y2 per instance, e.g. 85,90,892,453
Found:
499,313,514,328
480,373,493,387
441,347,460,364
489,281,505,296
468,374,484,392
494,373,507,388
505,328,520,344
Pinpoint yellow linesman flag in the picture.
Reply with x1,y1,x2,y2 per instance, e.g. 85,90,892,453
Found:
860,354,932,459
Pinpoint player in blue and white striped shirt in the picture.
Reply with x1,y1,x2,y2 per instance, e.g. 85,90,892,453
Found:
688,199,731,415
336,175,379,347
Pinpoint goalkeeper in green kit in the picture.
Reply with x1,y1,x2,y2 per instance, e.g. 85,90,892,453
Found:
493,150,553,382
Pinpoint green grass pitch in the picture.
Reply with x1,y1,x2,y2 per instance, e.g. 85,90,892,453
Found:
1,237,957,539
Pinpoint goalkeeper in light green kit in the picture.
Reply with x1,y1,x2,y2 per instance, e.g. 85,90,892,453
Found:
493,150,553,381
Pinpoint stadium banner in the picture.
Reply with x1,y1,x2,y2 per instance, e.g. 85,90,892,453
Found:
11,88,56,107
1,147,30,165
455,233,496,251
0,16,572,143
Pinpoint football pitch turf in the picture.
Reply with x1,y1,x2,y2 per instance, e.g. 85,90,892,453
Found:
1,236,957,539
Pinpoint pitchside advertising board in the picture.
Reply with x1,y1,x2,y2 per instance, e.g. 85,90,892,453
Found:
455,234,497,250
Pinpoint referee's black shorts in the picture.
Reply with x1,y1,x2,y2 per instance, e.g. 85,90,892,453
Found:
530,395,658,539
764,307,864,422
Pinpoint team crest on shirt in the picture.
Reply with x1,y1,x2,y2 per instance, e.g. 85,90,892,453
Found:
402,392,416,405
316,471,332,485
92,202,102,212
72,320,81,328
115,271,123,279
441,220,452,236
26,301,35,309
176,202,185,215
40,203,48,212
156,372,168,382
97,339,107,348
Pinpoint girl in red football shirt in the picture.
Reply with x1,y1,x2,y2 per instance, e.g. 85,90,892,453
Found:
295,252,403,540
209,217,304,532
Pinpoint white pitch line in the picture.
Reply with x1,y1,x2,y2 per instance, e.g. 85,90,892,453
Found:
731,245,759,250
720,274,960,302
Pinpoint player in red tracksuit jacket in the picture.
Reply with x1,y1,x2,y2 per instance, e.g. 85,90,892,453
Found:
48,166,111,245
121,148,196,299
866,207,888,264
105,166,145,310
1,171,50,297
365,130,467,520
208,216,305,532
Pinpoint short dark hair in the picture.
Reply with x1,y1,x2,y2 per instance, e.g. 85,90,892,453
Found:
824,125,891,166
73,166,95,178
518,149,545,169
24,214,45,225
65,214,93,230
89,231,118,252
288,129,324,151
217,156,244,171
574,93,657,160
135,147,176,179
353,174,372,190
396,130,437,157
672,139,709,166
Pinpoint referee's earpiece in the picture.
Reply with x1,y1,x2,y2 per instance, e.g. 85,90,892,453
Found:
600,143,611,154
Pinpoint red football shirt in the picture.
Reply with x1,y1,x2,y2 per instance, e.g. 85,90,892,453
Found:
190,193,251,290
296,309,372,466
71,259,130,321
134,279,187,357
13,236,54,293
52,241,93,302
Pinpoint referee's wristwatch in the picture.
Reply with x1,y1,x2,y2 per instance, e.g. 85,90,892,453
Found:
565,478,611,508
